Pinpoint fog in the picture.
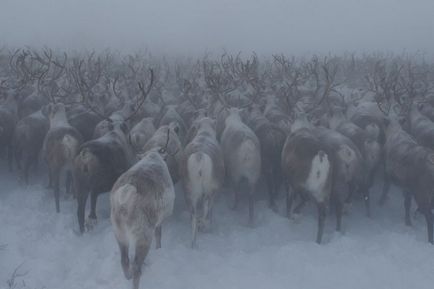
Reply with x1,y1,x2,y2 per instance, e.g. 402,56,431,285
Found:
1,0,434,55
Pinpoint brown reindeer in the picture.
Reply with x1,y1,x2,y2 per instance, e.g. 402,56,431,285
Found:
383,118,434,244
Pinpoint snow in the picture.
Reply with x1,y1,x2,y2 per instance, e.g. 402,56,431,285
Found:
1,162,434,289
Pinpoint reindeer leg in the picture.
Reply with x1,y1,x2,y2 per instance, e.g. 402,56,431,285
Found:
293,193,308,215
7,143,13,172
14,147,22,171
155,225,162,249
86,191,98,231
379,175,390,206
47,167,53,189
132,238,151,289
23,156,31,185
53,169,61,213
191,208,198,249
116,239,131,280
316,202,326,244
423,208,434,244
65,171,73,196
286,183,296,219
335,198,343,232
404,191,412,226
77,188,90,234
231,186,240,210
266,171,276,210
248,185,255,227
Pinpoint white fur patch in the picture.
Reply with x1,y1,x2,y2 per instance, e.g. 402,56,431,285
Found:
236,139,261,183
187,152,215,204
113,184,137,206
62,134,79,160
305,152,330,203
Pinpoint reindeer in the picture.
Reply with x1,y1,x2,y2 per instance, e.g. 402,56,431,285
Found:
0,93,18,170
316,127,366,224
383,118,434,244
73,72,153,233
221,107,261,225
248,107,286,210
407,102,434,149
336,121,382,217
13,109,49,184
42,102,83,212
281,115,333,244
111,147,175,289
181,117,225,247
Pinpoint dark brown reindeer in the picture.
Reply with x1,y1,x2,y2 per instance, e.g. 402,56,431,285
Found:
248,105,287,211
383,117,434,244
73,67,154,233
281,113,333,244
13,109,49,184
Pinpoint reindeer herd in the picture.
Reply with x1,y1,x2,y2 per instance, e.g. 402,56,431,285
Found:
1,49,434,289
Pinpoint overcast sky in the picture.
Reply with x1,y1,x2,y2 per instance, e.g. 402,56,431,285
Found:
1,0,433,56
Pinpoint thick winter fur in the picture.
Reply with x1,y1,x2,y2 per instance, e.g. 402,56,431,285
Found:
383,119,434,244
92,102,136,139
142,123,184,184
181,117,225,247
111,150,175,289
0,94,18,170
221,108,261,225
13,110,49,184
42,103,83,213
67,105,102,142
316,127,365,224
348,101,388,145
249,112,286,209
263,96,292,133
128,117,156,153
336,121,381,216
281,126,332,244
73,122,135,233
158,105,187,144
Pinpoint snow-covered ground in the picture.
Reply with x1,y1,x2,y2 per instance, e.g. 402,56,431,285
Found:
1,162,434,289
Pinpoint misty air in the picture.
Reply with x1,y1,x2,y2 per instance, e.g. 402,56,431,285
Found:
1,1,434,289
